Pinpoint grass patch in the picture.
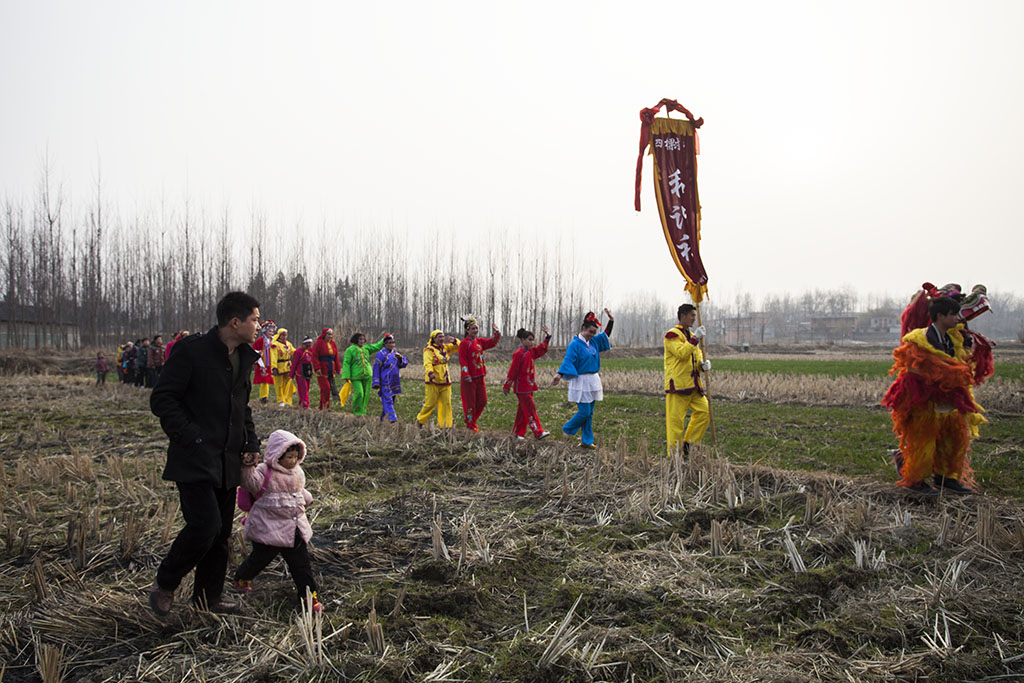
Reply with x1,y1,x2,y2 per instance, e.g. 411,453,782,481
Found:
537,356,1024,380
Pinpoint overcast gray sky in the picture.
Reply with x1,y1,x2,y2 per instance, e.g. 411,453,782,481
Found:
2,1,1021,307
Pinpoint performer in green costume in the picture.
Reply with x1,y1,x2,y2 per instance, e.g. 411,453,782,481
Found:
341,332,386,416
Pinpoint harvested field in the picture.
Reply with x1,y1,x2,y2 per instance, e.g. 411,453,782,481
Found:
2,376,1024,681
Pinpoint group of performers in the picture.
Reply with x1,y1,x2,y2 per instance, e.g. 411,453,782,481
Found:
246,282,995,495
245,310,626,447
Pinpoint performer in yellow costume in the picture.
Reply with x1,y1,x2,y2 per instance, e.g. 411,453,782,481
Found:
416,329,460,428
270,328,296,407
883,296,986,494
664,303,711,456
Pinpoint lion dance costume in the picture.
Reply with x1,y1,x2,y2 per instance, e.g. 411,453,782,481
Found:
882,283,993,490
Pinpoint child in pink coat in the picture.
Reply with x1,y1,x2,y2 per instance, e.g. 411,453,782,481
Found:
233,429,322,612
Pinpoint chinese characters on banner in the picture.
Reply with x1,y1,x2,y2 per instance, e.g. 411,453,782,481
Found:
634,100,708,303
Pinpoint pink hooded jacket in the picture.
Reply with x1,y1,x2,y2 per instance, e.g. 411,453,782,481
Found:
240,429,313,547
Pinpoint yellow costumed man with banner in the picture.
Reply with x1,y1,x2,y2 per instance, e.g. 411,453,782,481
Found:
635,98,714,456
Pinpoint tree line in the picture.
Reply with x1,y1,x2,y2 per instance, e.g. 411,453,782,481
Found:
3,172,1021,350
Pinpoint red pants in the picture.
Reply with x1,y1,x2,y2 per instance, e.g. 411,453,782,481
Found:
316,375,332,410
295,376,310,409
513,393,543,437
460,376,487,428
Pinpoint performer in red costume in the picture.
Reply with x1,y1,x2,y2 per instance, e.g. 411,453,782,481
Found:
503,326,552,440
311,328,341,411
458,315,501,432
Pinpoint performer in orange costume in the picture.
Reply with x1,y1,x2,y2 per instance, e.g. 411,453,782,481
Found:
882,295,987,494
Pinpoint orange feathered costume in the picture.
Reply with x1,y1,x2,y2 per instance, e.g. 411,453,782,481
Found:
882,325,987,489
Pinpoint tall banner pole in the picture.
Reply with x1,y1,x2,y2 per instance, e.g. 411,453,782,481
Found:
695,303,717,447
635,98,716,449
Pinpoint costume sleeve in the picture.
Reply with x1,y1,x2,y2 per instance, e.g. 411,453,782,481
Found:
270,343,281,369
665,331,699,364
605,319,614,337
458,339,471,374
310,341,323,373
557,343,580,379
446,341,460,354
422,347,434,378
341,346,355,380
149,342,198,445
366,338,386,354
593,331,611,352
531,336,551,359
396,353,408,369
480,332,501,350
372,354,382,387
505,349,523,391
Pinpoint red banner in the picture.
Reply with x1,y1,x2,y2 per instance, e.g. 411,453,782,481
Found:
635,99,708,303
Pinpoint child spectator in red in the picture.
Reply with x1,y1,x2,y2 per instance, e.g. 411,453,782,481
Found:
234,429,322,613
95,352,110,386
290,337,315,410
503,326,552,440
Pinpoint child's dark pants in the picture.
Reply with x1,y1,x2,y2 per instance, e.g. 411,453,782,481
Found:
235,528,317,605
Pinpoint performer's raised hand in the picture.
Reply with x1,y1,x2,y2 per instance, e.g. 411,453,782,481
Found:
491,322,500,335
692,325,707,340
603,307,614,322
541,325,550,337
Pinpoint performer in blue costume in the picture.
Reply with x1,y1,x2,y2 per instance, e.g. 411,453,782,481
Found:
372,334,408,422
553,309,614,449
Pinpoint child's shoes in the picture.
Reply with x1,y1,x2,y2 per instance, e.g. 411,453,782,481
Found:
303,591,324,613
234,579,252,593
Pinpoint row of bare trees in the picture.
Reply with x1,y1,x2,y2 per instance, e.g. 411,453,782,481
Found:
3,171,1020,350
1,175,616,349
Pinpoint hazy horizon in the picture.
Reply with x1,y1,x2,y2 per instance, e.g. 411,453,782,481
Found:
3,1,1022,306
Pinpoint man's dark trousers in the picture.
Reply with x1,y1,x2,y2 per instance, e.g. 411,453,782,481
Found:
156,483,236,606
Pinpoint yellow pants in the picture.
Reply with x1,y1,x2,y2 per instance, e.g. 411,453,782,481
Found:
666,392,709,455
417,384,453,428
897,406,969,485
274,375,295,405
258,383,272,400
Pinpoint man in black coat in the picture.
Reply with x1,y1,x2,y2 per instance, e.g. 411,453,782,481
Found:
149,292,262,615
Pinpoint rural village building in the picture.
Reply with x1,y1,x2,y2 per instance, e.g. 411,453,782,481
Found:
0,302,81,349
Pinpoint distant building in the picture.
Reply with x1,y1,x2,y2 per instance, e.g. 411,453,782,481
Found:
0,303,81,349
858,314,900,335
809,315,857,341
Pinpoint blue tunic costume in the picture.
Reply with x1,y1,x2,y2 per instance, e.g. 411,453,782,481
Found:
372,348,408,422
557,331,611,446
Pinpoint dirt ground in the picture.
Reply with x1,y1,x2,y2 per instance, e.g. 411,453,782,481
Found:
2,375,1024,681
